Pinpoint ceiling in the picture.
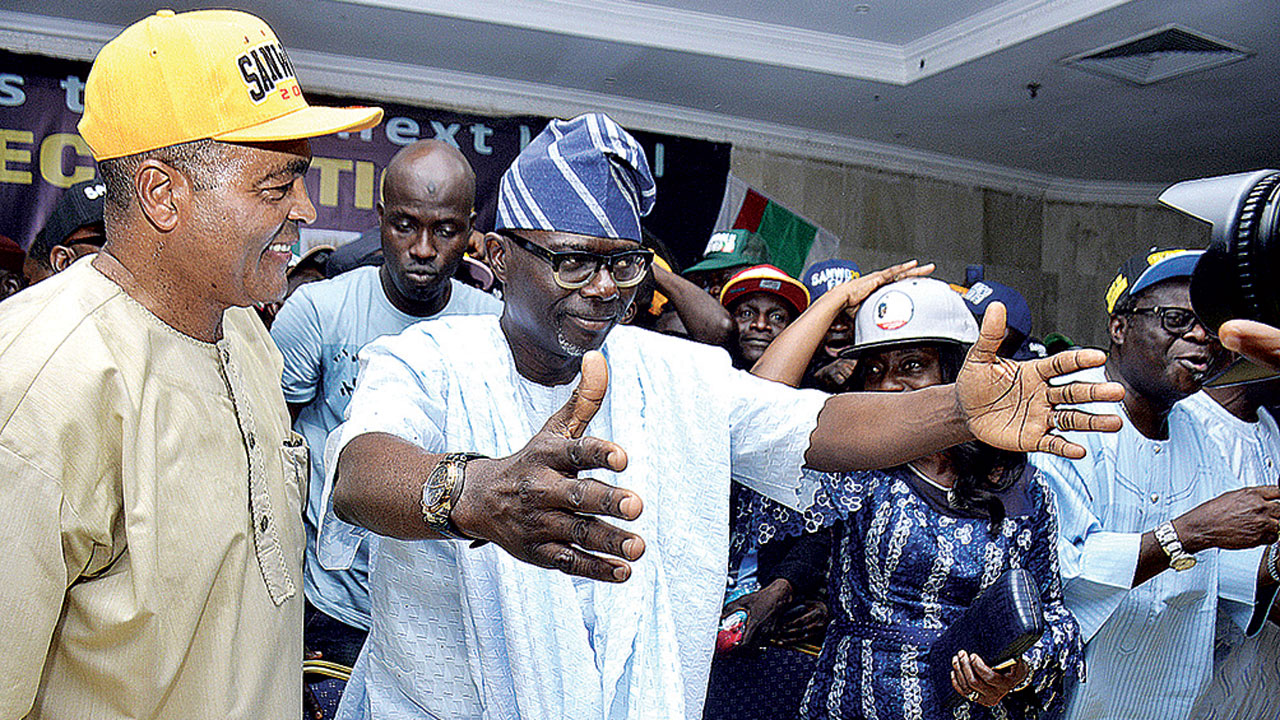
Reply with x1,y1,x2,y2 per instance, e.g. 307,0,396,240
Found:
4,0,1278,195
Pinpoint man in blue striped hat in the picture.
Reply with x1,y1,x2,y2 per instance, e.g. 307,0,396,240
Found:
320,113,1123,719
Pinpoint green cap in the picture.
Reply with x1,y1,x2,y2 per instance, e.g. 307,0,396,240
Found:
683,229,766,275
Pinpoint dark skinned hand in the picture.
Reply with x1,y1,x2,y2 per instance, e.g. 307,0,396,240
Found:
1174,486,1280,553
957,302,1126,459
773,599,829,645
1220,319,1280,371
450,351,647,582
951,651,1030,707
813,358,859,391
720,579,794,650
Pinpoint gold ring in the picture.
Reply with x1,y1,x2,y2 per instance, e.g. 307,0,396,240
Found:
967,690,980,703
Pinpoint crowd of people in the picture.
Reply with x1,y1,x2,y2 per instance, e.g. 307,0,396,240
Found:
2,8,1278,720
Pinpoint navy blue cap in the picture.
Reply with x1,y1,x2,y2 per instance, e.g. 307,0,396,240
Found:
33,179,106,259
802,259,861,301
962,280,1032,339
496,113,655,242
1105,247,1204,314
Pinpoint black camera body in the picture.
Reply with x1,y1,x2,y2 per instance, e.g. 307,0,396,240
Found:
1160,169,1280,331
1160,169,1280,385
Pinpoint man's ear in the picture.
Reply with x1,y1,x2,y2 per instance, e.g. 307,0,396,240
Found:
486,233,508,284
1109,313,1126,347
135,159,186,233
49,244,78,272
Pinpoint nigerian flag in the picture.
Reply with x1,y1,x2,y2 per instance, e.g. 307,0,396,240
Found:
712,174,841,278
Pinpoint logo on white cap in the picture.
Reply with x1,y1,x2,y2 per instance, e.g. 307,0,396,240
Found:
875,290,914,331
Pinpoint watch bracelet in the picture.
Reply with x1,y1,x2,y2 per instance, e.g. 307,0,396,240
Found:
424,452,487,540
1011,668,1034,693
1155,521,1192,568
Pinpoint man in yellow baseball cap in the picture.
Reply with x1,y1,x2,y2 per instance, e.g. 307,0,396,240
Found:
0,9,380,719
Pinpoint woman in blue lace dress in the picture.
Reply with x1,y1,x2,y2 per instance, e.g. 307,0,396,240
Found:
747,269,1084,720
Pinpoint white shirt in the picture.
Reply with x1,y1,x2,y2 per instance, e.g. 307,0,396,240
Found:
1031,367,1253,720
1178,391,1280,720
320,316,827,719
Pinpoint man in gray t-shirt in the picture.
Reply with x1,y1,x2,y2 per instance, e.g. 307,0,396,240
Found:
270,139,500,670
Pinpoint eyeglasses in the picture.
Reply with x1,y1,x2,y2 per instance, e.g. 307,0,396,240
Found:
1123,305,1203,336
501,231,654,290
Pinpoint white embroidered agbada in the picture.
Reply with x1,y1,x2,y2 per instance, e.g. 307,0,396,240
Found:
319,316,827,720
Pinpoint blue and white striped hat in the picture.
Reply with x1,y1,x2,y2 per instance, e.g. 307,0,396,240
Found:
496,113,656,243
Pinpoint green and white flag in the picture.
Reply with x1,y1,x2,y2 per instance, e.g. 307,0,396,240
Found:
712,174,841,278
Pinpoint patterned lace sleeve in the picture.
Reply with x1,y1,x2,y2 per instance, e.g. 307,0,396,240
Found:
1006,468,1086,718
731,468,881,558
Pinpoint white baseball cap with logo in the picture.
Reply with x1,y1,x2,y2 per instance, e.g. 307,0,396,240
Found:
844,277,980,356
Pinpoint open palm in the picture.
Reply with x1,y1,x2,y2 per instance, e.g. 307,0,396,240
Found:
957,303,1124,459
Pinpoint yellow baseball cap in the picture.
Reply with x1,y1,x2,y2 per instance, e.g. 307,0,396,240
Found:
79,9,383,161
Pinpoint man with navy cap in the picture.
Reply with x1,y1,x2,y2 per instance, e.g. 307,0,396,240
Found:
961,279,1039,360
23,178,108,285
323,113,1122,719
800,258,862,390
1032,248,1280,720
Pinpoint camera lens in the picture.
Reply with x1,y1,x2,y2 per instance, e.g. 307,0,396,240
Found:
1161,170,1280,333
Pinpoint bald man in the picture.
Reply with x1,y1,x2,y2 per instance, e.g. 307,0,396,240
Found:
269,139,502,672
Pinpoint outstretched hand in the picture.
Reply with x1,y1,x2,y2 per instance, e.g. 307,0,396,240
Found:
451,351,646,582
957,302,1125,459
833,260,935,314
1220,319,1280,371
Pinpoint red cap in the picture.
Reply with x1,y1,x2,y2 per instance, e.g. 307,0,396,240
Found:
719,264,810,316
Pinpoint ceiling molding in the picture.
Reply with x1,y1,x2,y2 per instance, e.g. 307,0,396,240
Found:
904,0,1133,81
0,8,1167,206
337,0,1136,85
338,0,909,83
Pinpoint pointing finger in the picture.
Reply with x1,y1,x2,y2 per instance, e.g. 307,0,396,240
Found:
550,435,628,474
542,351,609,439
1220,319,1280,371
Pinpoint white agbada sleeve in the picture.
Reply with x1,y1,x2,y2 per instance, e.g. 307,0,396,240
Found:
316,332,450,571
723,368,829,511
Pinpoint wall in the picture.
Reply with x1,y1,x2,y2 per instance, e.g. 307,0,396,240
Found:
730,146,1210,348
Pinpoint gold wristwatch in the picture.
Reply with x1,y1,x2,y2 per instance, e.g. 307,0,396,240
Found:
1155,521,1197,572
421,452,484,540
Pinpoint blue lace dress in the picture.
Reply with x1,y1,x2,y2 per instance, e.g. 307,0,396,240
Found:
736,464,1084,720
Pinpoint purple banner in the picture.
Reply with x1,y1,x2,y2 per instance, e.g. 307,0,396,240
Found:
1,49,729,269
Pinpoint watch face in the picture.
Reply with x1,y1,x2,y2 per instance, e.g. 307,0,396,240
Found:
422,480,446,507
1172,556,1197,571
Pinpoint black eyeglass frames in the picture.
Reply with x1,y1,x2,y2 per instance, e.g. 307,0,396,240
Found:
1123,305,1203,336
501,230,654,290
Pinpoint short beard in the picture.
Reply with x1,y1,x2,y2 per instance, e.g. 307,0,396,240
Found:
557,329,592,357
